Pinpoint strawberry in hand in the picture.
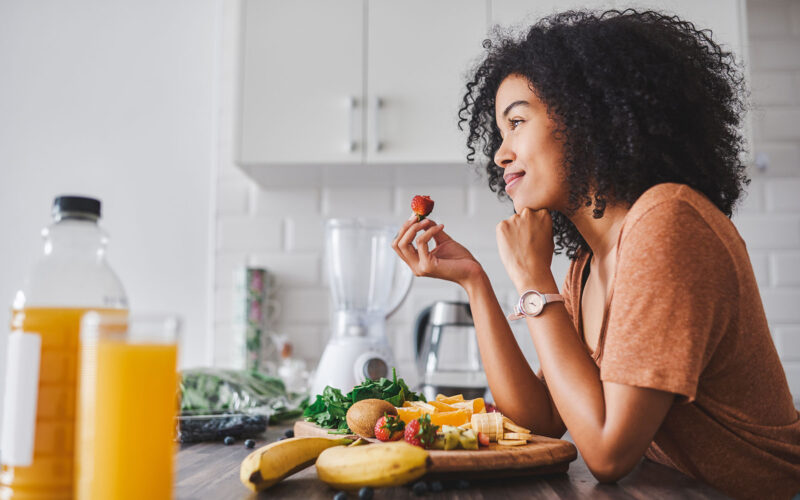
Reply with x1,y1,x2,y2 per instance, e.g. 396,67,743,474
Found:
374,413,405,442
404,414,439,449
411,195,434,222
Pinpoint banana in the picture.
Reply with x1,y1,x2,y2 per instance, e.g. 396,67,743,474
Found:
239,436,352,492
315,441,431,489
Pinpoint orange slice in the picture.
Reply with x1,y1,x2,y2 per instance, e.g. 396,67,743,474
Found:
435,394,465,404
429,409,469,427
429,400,457,413
395,406,422,425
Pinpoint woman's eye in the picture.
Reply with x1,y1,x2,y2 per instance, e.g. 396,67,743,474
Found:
509,119,523,129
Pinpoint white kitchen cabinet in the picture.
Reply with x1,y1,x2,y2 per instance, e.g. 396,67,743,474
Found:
238,0,487,169
491,0,746,77
239,0,364,165
366,0,487,164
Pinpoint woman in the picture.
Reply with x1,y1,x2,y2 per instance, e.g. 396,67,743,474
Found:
392,9,800,499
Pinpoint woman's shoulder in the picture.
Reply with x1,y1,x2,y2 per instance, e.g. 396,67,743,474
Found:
621,182,730,243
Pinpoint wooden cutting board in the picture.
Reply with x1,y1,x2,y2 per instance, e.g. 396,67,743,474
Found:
293,420,577,479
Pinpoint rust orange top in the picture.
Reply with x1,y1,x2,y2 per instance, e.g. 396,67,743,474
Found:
561,183,800,499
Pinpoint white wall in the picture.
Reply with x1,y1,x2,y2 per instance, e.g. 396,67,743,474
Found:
0,0,222,369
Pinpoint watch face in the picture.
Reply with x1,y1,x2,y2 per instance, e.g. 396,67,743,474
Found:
522,292,544,316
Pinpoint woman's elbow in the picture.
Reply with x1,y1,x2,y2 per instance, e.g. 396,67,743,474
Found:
585,453,637,484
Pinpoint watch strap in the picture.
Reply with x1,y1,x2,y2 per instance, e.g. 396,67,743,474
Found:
506,292,564,321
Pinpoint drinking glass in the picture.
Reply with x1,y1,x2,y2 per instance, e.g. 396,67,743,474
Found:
75,313,180,500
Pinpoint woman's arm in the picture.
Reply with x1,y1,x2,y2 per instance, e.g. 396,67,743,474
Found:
462,271,567,438
494,208,675,482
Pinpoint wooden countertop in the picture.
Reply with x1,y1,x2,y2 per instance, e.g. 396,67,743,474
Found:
175,421,731,499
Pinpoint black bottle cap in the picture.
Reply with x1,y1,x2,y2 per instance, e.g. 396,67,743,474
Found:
52,195,102,219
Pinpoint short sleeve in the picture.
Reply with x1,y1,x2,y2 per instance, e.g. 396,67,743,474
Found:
601,199,735,403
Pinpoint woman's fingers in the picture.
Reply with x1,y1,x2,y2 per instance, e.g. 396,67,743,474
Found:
392,219,437,273
416,224,444,263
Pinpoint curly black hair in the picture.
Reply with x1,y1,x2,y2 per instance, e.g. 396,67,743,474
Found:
458,9,750,259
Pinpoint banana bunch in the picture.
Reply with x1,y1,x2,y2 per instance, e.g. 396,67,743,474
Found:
316,441,431,489
240,436,352,492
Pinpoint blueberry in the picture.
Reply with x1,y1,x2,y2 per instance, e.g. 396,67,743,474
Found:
412,481,427,496
333,491,347,500
430,480,443,492
456,479,470,489
223,436,235,445
358,486,374,500
284,428,295,438
244,439,256,449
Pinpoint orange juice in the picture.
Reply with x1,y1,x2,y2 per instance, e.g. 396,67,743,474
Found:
75,339,178,500
1,307,121,500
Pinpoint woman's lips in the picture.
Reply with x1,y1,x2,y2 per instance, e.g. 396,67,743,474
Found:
505,172,524,194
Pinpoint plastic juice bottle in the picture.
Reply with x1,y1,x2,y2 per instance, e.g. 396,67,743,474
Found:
0,196,128,500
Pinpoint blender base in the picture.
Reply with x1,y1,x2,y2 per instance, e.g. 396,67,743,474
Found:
310,336,394,397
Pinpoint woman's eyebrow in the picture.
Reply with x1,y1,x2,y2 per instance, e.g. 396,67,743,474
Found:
502,100,530,118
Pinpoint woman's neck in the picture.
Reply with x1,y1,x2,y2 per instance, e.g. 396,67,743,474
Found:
568,203,630,265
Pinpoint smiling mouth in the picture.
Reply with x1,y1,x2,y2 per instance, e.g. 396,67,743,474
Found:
503,171,525,189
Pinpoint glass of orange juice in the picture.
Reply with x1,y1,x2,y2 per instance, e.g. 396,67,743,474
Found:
75,313,180,500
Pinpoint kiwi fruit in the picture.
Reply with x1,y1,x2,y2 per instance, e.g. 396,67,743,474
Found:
345,399,398,438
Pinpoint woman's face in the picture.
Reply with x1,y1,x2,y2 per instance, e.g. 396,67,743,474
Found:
494,74,569,213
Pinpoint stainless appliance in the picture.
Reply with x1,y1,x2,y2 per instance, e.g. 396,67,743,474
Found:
414,301,487,401
310,218,413,397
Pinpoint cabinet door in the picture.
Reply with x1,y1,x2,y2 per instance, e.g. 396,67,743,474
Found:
366,0,487,164
239,0,364,165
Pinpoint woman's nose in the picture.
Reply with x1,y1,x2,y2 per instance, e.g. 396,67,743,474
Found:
494,138,514,168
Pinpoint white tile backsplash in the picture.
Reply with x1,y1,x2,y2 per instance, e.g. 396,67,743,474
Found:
211,1,800,398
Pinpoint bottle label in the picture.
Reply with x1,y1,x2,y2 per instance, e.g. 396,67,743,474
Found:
1,331,41,466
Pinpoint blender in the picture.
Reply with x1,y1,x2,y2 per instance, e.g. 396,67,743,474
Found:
310,218,413,397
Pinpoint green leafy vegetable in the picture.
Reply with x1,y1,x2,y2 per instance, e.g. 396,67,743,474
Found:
302,368,423,433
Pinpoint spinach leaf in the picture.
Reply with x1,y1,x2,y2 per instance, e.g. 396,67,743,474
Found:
303,368,423,432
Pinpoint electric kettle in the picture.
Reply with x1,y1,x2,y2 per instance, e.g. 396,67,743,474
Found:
414,301,488,401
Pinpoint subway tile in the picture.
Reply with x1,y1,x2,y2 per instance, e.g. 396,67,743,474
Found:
468,185,516,222
737,178,764,213
217,215,282,252
747,0,792,37
249,252,322,288
759,107,800,140
214,252,248,288
253,188,321,216
771,252,800,286
734,214,800,249
751,72,797,106
761,288,800,323
439,219,500,252
214,288,235,324
216,177,251,216
748,251,770,286
750,143,800,176
279,288,331,323
394,186,467,220
278,324,326,365
322,186,394,217
783,362,800,400
286,215,326,252
750,40,800,71
765,178,800,211
776,325,800,361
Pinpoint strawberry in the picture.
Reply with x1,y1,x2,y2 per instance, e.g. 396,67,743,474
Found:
404,414,439,449
374,413,405,442
411,195,434,222
477,431,490,447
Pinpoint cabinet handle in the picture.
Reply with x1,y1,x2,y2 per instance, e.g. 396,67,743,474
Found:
346,96,358,153
372,96,383,153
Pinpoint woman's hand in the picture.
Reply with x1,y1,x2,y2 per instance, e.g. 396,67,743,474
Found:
496,208,556,292
392,217,483,287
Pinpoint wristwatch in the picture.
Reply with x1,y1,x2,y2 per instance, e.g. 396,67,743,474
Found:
507,290,564,320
